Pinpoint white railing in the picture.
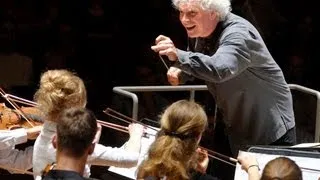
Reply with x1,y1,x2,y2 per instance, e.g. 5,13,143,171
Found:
112,84,320,142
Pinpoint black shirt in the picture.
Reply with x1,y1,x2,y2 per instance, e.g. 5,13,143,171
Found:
42,170,100,180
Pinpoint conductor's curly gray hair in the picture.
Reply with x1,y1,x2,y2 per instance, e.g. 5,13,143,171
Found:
172,0,231,21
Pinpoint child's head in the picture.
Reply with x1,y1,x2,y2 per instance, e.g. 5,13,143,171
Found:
261,157,302,180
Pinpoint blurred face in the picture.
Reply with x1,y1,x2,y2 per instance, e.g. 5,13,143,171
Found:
178,1,217,38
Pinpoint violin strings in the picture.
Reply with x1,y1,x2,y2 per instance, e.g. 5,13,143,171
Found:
0,88,34,127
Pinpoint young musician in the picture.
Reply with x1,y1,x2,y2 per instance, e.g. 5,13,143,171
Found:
42,107,99,180
137,100,218,180
32,69,145,179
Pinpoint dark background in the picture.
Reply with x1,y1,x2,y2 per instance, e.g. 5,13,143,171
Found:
0,0,317,105
0,0,318,179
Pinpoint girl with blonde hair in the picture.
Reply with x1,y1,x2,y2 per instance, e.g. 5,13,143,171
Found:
32,69,145,179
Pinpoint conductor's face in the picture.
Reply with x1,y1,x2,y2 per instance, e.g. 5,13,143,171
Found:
178,2,217,38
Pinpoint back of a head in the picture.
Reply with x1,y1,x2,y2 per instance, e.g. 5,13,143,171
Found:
261,157,302,180
56,107,97,158
34,69,87,121
137,100,208,180
160,99,208,140
171,0,231,21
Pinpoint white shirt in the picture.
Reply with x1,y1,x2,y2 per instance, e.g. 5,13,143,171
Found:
33,121,140,180
0,128,33,173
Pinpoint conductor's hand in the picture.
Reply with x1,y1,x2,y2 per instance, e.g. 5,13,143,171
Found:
151,35,178,61
167,67,181,86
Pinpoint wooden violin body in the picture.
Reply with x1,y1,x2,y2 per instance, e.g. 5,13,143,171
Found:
0,103,43,130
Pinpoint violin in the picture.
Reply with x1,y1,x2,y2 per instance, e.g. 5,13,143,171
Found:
0,103,43,130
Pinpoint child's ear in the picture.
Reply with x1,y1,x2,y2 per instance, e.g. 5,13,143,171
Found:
88,143,96,155
52,134,57,149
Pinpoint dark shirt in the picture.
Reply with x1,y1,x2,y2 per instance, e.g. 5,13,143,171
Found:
192,172,220,180
42,170,99,180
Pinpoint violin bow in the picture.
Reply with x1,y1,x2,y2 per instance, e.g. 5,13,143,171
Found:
4,93,38,107
96,120,129,134
200,146,237,167
101,109,157,137
103,108,159,132
103,107,237,166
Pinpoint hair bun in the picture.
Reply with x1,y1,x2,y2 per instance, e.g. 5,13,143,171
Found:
42,81,55,93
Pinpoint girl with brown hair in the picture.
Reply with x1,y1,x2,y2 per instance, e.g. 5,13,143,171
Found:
137,99,218,180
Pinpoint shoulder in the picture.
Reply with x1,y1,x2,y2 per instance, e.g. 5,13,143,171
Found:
223,13,255,30
220,13,261,41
